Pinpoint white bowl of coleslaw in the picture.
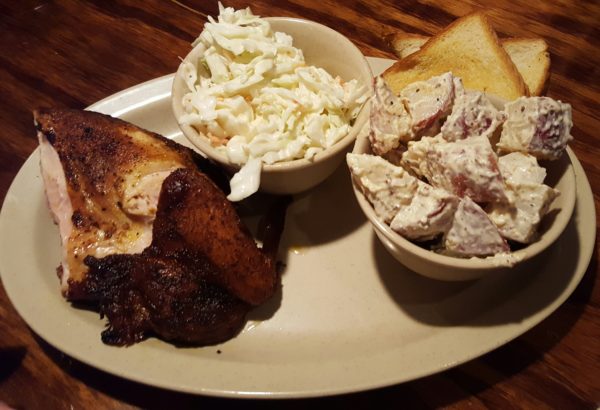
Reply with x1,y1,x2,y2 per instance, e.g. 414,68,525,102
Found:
172,5,372,200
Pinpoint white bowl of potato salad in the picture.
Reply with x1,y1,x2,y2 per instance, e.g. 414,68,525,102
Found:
349,73,576,281
172,4,372,201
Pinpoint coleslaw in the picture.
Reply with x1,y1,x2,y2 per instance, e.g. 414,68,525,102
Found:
177,3,367,201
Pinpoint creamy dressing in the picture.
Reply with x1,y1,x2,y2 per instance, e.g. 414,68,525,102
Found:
441,90,506,141
369,76,413,155
227,157,262,202
487,181,559,243
444,197,509,257
390,181,459,241
400,72,457,133
425,135,507,203
369,72,463,160
346,153,417,224
178,3,367,201
401,134,445,179
498,152,546,185
482,251,524,267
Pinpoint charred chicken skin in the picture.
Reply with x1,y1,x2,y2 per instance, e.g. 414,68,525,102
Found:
83,169,284,345
36,109,286,346
35,108,201,299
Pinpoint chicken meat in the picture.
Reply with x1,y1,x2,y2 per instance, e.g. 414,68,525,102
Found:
35,108,227,300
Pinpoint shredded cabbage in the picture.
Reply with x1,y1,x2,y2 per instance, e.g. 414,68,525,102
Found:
178,2,367,200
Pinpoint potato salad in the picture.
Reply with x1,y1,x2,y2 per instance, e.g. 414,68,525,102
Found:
349,72,572,258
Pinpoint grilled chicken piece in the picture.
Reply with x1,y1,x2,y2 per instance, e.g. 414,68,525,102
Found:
83,169,288,345
35,108,227,300
147,168,280,306
83,253,251,346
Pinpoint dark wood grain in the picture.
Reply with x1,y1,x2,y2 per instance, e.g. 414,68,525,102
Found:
0,1,599,408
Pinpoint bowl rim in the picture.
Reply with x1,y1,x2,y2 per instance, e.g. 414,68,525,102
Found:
350,102,577,273
171,16,373,173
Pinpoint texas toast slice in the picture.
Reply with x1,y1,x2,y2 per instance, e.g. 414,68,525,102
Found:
382,12,528,100
388,32,550,96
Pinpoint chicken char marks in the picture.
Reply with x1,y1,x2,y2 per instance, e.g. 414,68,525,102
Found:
83,254,250,346
35,108,229,300
83,168,285,346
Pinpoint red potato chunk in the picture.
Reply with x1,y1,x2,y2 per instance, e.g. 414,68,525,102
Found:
445,197,509,257
390,181,459,241
441,91,506,141
425,135,508,203
498,97,573,160
487,182,559,244
401,134,446,180
347,153,418,224
369,76,413,155
400,72,460,136
498,152,546,185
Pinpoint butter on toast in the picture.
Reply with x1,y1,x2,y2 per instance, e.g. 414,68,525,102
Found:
383,13,529,100
389,32,550,96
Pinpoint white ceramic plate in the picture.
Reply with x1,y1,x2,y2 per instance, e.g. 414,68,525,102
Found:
0,57,595,398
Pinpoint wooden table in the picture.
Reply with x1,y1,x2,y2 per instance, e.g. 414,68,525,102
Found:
1,1,598,408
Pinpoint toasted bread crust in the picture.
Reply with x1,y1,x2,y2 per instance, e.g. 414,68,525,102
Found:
383,12,528,100
501,38,550,96
389,33,551,96
388,32,429,59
